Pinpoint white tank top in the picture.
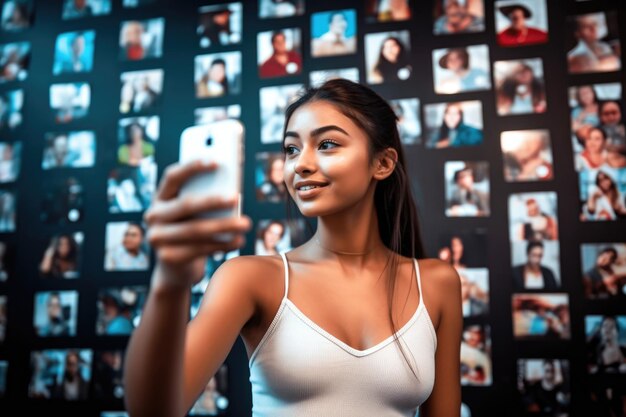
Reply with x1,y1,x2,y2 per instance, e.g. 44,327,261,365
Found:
248,253,437,417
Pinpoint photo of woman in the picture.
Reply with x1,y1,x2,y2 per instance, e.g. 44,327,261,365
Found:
365,31,412,84
424,101,483,149
494,59,546,115
433,45,491,94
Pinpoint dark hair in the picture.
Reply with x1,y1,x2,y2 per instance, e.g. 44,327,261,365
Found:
453,167,472,183
270,30,285,44
498,63,545,109
526,240,544,254
441,48,469,70
127,221,145,237
50,234,79,277
125,122,146,145
208,58,228,93
437,102,464,143
374,37,410,82
599,246,618,262
575,85,598,107
282,78,425,377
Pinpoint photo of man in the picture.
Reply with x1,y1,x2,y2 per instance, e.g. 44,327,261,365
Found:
258,29,302,78
495,1,548,47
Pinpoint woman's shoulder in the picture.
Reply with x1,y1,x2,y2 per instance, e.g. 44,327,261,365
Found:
213,254,285,297
416,258,460,288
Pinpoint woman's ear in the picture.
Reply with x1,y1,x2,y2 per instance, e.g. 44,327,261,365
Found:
373,147,398,180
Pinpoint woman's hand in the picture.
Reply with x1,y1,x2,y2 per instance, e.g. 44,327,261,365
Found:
144,160,252,290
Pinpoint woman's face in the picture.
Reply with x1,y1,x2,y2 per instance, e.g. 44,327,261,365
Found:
578,86,595,106
130,124,143,141
586,129,605,152
209,63,226,82
515,67,533,85
57,236,71,258
283,101,376,218
269,158,284,185
263,223,284,249
600,318,617,342
597,173,613,192
382,39,401,63
446,51,463,72
444,105,462,128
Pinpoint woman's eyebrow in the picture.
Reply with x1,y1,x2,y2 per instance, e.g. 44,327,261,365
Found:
284,125,349,140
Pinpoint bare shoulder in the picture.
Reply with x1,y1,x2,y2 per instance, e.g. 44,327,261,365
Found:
415,258,461,329
210,254,284,293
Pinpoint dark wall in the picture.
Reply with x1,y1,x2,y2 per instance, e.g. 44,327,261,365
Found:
0,0,625,416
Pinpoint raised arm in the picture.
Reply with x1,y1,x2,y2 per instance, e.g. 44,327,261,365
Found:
123,160,253,417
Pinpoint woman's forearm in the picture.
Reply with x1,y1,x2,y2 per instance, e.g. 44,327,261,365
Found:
124,265,192,417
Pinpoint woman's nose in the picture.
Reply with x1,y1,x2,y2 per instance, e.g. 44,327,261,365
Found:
294,145,317,175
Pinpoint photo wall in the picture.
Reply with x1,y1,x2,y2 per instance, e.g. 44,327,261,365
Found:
0,0,625,416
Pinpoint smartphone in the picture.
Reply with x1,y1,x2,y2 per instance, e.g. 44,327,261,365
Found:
178,119,245,222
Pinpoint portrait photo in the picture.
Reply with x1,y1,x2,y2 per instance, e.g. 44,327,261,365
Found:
117,116,159,167
585,315,626,374
510,239,561,290
494,0,548,47
258,0,304,19
96,286,147,335
389,98,421,146
365,30,412,84
62,0,111,19
433,45,491,94
255,152,287,203
29,349,92,400
365,0,411,22
119,18,164,61
1,0,33,31
257,28,302,78
120,69,163,114
580,243,626,299
311,9,357,57
0,41,30,82
578,167,626,221
259,83,303,144
512,293,570,340
40,177,83,224
39,232,83,279
0,89,23,130
195,104,241,125
461,324,492,386
108,163,157,214
501,129,553,182
566,11,621,74
424,100,483,149
445,161,490,217
255,218,307,256
433,0,484,35
53,31,95,75
438,229,488,269
517,359,570,416
92,350,125,399
198,3,242,48
0,141,21,183
195,52,241,98
508,192,559,242
494,58,546,115
0,190,16,232
33,291,78,337
104,221,150,271
42,131,96,169
50,82,90,124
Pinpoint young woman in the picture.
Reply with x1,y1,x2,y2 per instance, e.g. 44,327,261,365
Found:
124,79,462,417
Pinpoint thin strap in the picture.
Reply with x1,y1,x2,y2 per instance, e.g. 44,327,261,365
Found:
414,259,423,305
279,252,289,300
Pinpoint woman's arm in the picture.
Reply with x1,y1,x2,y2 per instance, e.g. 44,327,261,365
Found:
420,261,462,417
123,160,252,417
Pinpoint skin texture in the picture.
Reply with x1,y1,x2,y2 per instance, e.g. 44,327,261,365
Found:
124,101,461,417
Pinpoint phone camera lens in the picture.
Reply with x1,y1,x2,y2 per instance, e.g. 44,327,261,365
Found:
206,136,213,146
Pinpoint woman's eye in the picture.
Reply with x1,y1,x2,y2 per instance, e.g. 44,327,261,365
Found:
283,145,298,155
319,140,339,150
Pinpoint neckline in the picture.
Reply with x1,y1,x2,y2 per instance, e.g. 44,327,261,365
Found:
282,258,424,357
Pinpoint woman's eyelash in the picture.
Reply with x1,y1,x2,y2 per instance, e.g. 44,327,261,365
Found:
320,139,339,147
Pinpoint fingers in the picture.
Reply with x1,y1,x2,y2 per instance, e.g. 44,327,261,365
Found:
146,216,252,247
156,160,218,201
144,194,237,225
156,235,246,265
